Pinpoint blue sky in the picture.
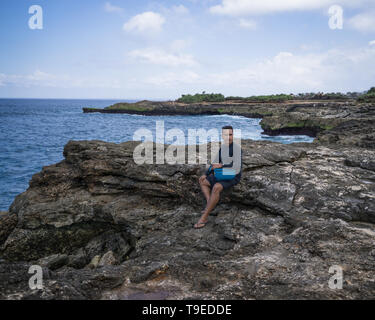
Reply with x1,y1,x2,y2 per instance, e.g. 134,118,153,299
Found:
0,0,375,99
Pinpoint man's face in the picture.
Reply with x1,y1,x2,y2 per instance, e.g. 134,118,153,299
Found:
222,129,233,145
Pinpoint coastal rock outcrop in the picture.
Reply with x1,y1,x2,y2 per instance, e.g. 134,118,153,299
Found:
1,138,374,299
83,100,375,149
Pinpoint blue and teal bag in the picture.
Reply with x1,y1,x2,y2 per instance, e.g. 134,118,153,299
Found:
208,165,236,181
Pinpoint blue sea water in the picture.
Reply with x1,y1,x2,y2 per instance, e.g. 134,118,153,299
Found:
0,99,314,211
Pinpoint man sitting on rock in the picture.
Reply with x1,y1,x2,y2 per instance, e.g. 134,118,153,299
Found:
194,125,242,229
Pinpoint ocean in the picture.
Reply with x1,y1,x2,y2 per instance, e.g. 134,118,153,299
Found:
0,98,314,211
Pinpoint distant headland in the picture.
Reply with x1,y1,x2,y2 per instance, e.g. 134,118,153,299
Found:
82,88,375,138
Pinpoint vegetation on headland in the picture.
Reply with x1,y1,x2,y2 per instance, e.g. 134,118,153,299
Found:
176,92,225,103
105,101,154,111
292,92,358,100
176,91,293,103
357,87,375,102
84,87,374,114
225,94,294,103
176,88,374,104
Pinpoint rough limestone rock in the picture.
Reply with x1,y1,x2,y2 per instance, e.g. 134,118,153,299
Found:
98,251,117,267
88,256,101,269
0,211,17,246
38,254,69,271
0,137,374,299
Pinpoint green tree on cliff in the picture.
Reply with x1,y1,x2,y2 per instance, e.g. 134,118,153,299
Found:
357,87,375,102
177,92,225,103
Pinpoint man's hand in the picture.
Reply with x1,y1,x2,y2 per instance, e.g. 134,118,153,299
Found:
211,163,223,169
199,175,207,184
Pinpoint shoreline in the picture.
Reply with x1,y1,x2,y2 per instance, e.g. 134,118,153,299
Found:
82,99,373,139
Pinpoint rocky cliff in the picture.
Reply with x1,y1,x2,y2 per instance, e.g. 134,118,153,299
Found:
1,131,374,299
83,100,375,146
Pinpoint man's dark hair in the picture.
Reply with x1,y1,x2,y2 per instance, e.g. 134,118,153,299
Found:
222,125,233,131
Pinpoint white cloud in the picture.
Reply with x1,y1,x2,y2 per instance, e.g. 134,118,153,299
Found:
104,2,124,14
0,73,6,86
348,11,375,33
123,12,165,34
209,0,369,16
145,71,200,86
3,48,375,97
170,39,192,52
128,48,197,67
3,70,64,88
208,51,324,89
369,40,375,45
203,47,375,93
158,4,191,18
238,18,257,29
172,4,189,15
139,46,375,94
0,70,121,89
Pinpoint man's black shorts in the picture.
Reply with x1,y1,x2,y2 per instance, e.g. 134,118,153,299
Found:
205,173,239,190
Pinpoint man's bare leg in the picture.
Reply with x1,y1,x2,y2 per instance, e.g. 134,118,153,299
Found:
194,183,223,228
199,175,211,207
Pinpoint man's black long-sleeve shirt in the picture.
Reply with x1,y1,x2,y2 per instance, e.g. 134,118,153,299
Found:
206,142,242,183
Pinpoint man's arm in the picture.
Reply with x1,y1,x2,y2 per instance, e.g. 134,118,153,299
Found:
222,143,241,174
205,148,221,175
205,167,211,176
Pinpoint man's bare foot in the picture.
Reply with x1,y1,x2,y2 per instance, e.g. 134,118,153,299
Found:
194,210,208,229
194,216,208,229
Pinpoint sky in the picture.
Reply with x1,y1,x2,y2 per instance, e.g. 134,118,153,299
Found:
0,0,375,100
